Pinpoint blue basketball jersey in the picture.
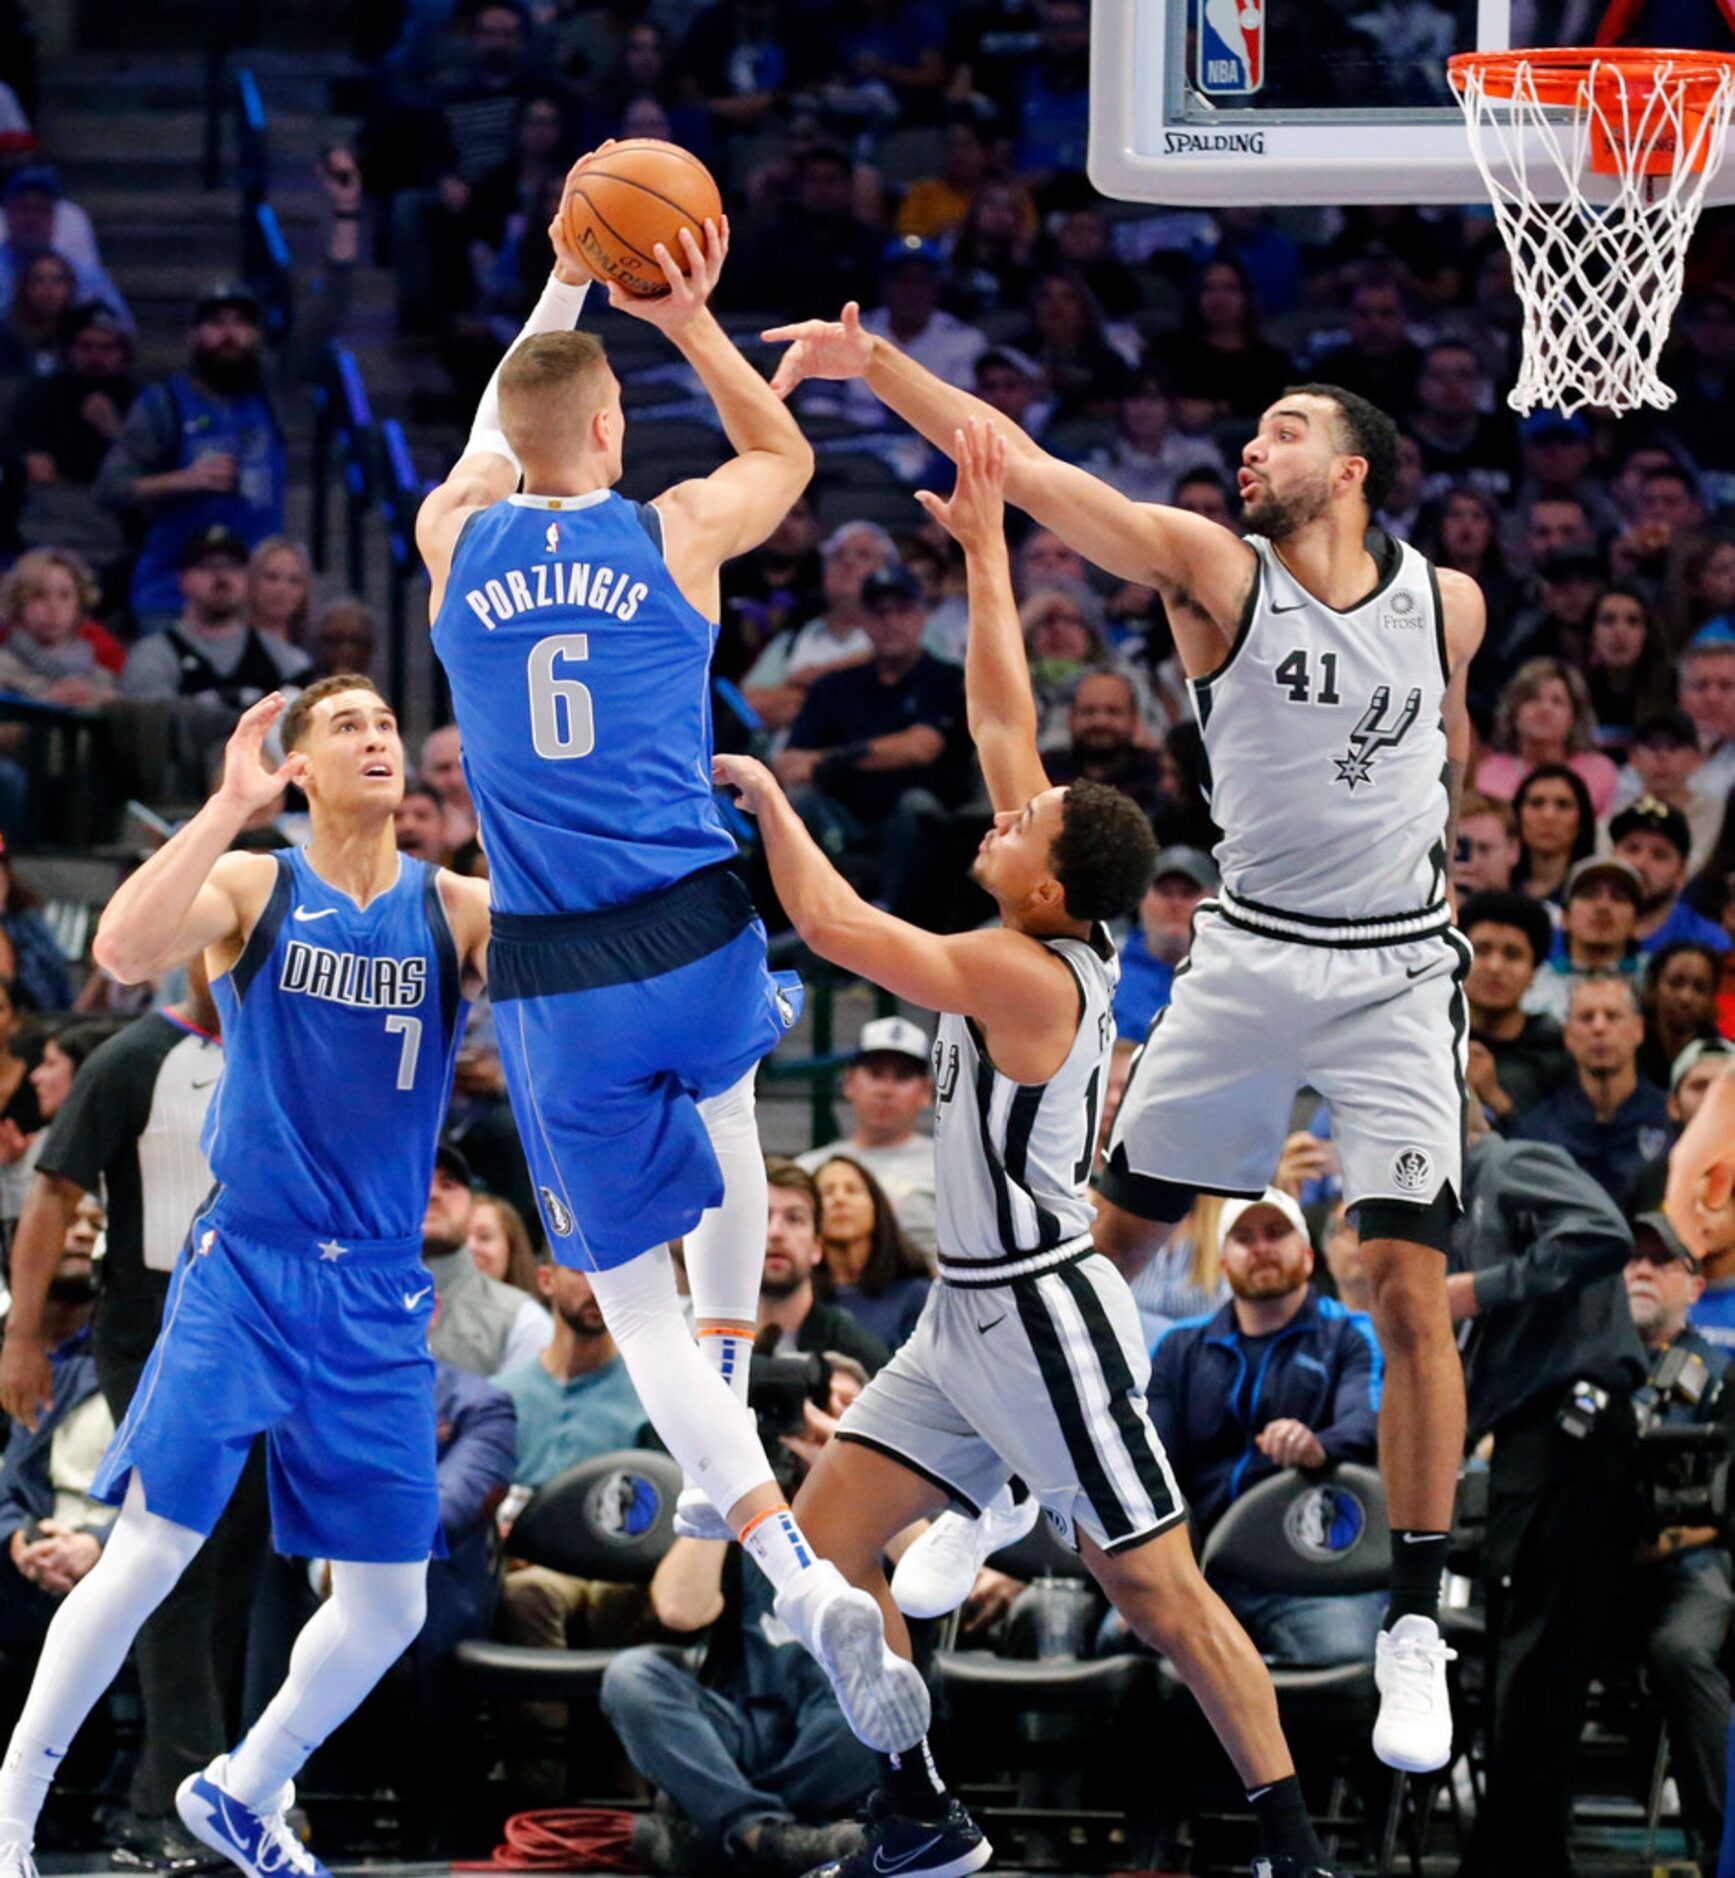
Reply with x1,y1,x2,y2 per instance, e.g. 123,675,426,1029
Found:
429,490,738,916
206,849,468,1243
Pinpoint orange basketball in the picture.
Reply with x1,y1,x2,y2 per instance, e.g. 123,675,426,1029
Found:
561,141,724,298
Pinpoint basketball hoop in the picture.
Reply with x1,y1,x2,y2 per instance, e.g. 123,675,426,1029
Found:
1447,48,1735,415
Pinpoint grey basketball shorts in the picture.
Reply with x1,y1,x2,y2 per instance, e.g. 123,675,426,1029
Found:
836,1250,1186,1554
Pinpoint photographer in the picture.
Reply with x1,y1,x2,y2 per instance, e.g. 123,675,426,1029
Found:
1622,1211,1734,1861
600,1352,881,1878
1450,1105,1649,1878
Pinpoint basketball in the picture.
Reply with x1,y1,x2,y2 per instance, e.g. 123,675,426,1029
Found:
560,141,724,298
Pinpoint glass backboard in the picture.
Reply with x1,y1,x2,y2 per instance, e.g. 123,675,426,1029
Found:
1088,0,1735,206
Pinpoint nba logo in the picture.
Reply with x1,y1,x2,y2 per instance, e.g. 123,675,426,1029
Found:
1196,0,1262,95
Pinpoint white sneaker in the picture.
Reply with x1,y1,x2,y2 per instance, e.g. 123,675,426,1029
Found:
0,1842,39,1878
891,1489,1042,1619
674,1481,734,1541
774,1559,932,1752
1373,1615,1456,1773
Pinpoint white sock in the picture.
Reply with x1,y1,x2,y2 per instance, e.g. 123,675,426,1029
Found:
740,1503,821,1594
0,1480,203,1845
589,1247,775,1518
697,1327,753,1407
224,1560,428,1809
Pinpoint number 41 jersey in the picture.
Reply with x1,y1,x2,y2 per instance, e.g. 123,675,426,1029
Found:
431,490,739,918
1191,530,1450,924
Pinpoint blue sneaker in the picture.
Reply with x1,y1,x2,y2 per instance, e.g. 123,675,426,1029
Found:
174,1756,326,1878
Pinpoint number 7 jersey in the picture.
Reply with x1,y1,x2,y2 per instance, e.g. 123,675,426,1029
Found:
431,490,739,917
205,848,468,1243
1191,530,1451,926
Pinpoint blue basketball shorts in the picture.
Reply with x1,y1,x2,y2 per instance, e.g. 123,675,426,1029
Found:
92,1194,441,1563
489,864,803,1269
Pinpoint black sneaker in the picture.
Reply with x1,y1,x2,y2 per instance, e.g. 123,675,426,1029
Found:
804,1793,990,1878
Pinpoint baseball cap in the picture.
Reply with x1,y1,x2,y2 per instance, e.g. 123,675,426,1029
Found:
433,1140,475,1187
1521,408,1591,443
178,524,250,570
1689,615,1735,648
191,280,263,325
856,1016,931,1066
861,564,925,610
1631,1210,1701,1274
1565,854,1644,905
4,164,57,202
1149,845,1219,892
882,234,943,270
1220,1188,1310,1246
1671,1035,1735,1092
1610,795,1691,859
819,520,896,559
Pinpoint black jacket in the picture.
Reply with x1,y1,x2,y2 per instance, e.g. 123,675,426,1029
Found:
1452,1134,1647,1437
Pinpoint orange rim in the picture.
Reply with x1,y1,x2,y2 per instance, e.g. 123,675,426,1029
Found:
1447,46,1735,106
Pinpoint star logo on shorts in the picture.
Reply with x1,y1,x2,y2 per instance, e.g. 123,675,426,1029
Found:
317,1239,349,1261
1333,750,1376,790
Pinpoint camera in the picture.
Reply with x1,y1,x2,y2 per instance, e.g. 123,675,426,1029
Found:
747,1353,835,1494
1633,1345,1731,1537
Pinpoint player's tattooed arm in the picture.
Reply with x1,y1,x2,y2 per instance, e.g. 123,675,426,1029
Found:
93,695,294,985
916,419,1049,813
1437,567,1485,896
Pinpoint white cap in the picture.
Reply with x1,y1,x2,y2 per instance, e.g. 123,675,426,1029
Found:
1219,1188,1310,1246
857,1016,931,1065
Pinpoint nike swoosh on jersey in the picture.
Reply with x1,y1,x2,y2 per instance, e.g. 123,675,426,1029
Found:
1270,600,1310,612
293,905,340,922
190,1078,220,1089
403,1285,433,1309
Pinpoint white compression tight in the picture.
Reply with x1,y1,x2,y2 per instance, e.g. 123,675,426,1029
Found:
0,1478,205,1842
588,1245,775,1521
223,1558,427,1808
685,1070,769,1330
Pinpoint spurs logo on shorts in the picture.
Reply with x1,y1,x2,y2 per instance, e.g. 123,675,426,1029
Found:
540,1185,575,1236
1392,1148,1434,1194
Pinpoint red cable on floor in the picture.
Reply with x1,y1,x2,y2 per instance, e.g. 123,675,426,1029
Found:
453,1807,640,1872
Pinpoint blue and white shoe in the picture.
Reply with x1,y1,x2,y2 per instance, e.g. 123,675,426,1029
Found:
804,1793,990,1878
175,1756,325,1878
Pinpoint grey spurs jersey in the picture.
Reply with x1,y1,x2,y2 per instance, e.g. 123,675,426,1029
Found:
930,925,1118,1284
1190,530,1452,940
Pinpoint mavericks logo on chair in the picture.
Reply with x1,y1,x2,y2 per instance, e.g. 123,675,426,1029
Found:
1283,1483,1367,1562
586,1469,663,1543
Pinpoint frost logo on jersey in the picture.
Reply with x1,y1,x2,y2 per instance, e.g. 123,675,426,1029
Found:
545,521,559,554
540,1184,575,1237
1380,589,1423,631
1392,1147,1434,1194
1333,684,1422,791
1197,0,1262,94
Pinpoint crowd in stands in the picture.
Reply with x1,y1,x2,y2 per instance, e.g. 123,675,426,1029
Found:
0,0,1729,1864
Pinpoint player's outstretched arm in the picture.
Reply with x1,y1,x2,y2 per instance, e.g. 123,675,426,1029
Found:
715,753,1069,1032
598,223,814,603
92,695,293,984
417,152,600,612
763,304,1247,618
916,420,1047,814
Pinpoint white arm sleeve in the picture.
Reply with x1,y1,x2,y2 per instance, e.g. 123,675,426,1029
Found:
465,272,593,472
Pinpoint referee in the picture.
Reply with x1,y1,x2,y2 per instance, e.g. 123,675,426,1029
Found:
0,961,267,1855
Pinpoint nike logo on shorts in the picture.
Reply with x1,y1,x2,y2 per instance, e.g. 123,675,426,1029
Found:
293,906,339,922
977,1314,1005,1335
1405,963,1433,979
403,1285,433,1310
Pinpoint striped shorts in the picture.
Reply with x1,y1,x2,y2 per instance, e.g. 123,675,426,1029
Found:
836,1250,1185,1555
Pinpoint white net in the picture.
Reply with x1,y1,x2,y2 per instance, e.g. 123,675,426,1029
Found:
1450,52,1735,415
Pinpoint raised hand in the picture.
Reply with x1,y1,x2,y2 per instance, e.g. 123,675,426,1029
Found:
216,694,309,815
762,301,874,399
914,419,1007,552
549,142,618,286
603,218,729,331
